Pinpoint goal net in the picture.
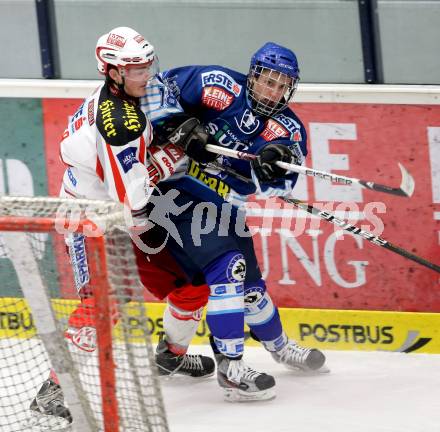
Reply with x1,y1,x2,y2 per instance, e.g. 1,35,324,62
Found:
0,196,169,432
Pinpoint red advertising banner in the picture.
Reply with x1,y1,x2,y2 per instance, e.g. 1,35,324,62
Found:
42,100,440,311
42,99,82,196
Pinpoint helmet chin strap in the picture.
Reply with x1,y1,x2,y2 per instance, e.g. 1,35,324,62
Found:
246,75,257,108
106,74,137,102
116,76,126,93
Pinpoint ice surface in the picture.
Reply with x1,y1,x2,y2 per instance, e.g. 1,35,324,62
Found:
162,345,440,432
1,342,439,432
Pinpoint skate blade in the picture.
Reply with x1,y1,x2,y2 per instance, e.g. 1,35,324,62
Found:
24,410,72,431
158,367,215,380
284,364,331,375
223,387,276,403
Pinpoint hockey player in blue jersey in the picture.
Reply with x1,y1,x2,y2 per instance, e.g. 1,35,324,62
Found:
150,42,328,402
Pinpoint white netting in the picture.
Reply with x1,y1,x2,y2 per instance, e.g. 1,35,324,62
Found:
0,196,168,432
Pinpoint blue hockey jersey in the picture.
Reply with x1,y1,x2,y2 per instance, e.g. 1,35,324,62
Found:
160,65,308,204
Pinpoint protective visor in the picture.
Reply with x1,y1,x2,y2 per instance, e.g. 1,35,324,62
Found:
120,57,159,82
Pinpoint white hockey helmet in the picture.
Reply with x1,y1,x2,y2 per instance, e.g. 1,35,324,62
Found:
95,27,158,79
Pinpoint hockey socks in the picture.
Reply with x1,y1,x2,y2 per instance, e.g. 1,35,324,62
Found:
244,280,326,371
204,251,246,358
244,279,287,351
162,301,204,355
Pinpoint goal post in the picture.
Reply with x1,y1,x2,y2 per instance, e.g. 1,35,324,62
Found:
0,196,169,432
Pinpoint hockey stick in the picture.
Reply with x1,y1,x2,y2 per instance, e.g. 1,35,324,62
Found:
205,143,415,197
205,161,440,274
282,198,440,274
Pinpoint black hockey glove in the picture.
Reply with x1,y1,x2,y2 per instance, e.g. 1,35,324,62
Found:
161,116,217,164
252,143,297,184
168,117,217,164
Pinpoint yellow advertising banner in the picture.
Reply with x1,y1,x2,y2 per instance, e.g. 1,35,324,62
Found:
1,298,439,354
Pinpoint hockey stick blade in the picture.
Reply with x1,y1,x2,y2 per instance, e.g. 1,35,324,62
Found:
277,161,415,198
283,197,440,274
206,143,415,198
357,162,415,197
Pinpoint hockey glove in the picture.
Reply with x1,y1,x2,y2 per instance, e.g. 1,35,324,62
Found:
147,142,186,183
252,143,298,184
166,117,217,164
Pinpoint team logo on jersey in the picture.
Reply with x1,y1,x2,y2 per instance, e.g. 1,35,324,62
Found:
202,87,234,111
227,254,246,283
260,119,289,141
116,146,139,173
68,326,97,353
107,33,126,48
244,285,265,305
201,70,242,96
234,109,260,134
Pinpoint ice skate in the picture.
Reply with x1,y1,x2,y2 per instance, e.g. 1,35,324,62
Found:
215,353,276,402
29,379,72,426
272,339,328,373
155,336,215,378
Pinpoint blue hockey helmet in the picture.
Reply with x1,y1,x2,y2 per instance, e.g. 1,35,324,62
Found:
247,42,300,116
250,42,300,78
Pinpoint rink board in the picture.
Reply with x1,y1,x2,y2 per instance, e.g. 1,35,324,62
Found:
1,95,439,312
42,99,440,312
1,298,439,354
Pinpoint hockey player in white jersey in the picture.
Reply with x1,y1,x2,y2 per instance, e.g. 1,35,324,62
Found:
30,26,216,425
60,30,176,207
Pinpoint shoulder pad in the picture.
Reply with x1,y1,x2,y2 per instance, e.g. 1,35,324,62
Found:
96,87,147,146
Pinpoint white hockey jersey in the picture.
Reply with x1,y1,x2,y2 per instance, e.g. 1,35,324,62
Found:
59,78,183,211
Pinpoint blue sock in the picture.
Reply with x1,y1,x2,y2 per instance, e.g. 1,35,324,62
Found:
204,251,246,358
244,279,287,352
